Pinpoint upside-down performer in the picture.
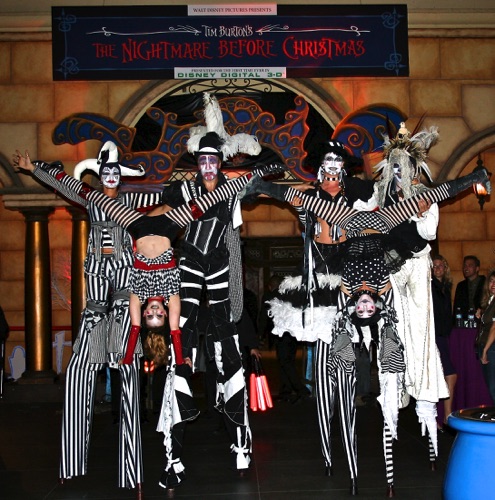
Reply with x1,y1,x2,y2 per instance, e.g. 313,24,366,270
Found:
74,166,272,490
17,148,281,491
246,166,490,497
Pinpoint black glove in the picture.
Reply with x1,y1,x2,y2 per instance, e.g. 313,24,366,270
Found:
252,162,287,179
446,168,491,197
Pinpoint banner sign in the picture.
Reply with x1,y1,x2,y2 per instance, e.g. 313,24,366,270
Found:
52,4,408,81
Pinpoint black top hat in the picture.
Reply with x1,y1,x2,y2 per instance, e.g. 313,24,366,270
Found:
195,132,224,161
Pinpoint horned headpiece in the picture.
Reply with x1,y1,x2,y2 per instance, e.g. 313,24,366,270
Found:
73,141,145,181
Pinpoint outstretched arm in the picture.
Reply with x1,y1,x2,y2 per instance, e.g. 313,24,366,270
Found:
248,178,359,229
14,150,88,207
47,164,287,239
145,163,286,228
378,170,490,231
251,168,490,236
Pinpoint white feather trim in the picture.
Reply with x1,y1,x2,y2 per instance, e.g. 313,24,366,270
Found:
279,275,303,292
279,273,341,293
186,132,203,155
267,297,337,343
222,133,262,159
203,92,229,140
186,93,262,160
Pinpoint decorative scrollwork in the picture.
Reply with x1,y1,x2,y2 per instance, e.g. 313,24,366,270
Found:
86,24,201,37
56,57,80,78
384,53,404,75
332,104,407,159
53,85,313,183
381,9,403,30
55,10,77,33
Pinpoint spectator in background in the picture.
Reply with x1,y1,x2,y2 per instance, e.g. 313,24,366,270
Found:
273,331,311,403
243,286,260,340
478,271,495,404
431,255,457,426
260,275,310,403
453,255,486,320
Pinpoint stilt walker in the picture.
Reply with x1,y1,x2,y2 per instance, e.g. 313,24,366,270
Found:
22,148,281,491
247,165,490,495
266,140,374,494
373,123,450,478
155,122,265,481
15,142,161,494
78,156,281,488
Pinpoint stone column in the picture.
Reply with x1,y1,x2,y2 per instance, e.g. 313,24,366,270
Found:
66,206,89,343
20,207,56,382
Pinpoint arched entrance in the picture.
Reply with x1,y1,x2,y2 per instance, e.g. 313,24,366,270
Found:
116,78,345,131
113,78,346,296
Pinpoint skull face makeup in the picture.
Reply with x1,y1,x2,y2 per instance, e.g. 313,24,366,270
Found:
100,164,121,189
393,163,402,186
198,154,221,181
318,152,345,182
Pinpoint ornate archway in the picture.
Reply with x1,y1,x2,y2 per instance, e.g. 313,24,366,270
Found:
438,126,495,181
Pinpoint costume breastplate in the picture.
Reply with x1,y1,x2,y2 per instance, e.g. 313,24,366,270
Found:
184,217,227,255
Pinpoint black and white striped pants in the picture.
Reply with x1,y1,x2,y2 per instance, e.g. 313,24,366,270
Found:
59,252,143,489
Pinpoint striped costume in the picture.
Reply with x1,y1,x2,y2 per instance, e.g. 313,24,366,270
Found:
32,161,161,490
160,171,252,484
67,169,262,488
254,168,489,493
267,178,375,490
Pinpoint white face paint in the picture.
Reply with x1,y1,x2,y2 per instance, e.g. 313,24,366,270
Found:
355,293,376,319
388,149,405,188
198,154,220,181
100,166,121,189
393,164,401,181
318,152,344,181
143,298,166,328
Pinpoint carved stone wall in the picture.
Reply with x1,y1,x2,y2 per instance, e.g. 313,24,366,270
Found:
0,3,494,374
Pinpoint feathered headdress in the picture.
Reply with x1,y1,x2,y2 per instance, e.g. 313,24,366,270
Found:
187,93,262,161
192,131,224,161
374,122,439,205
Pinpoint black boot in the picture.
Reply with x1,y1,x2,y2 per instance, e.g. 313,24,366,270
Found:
445,168,491,197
